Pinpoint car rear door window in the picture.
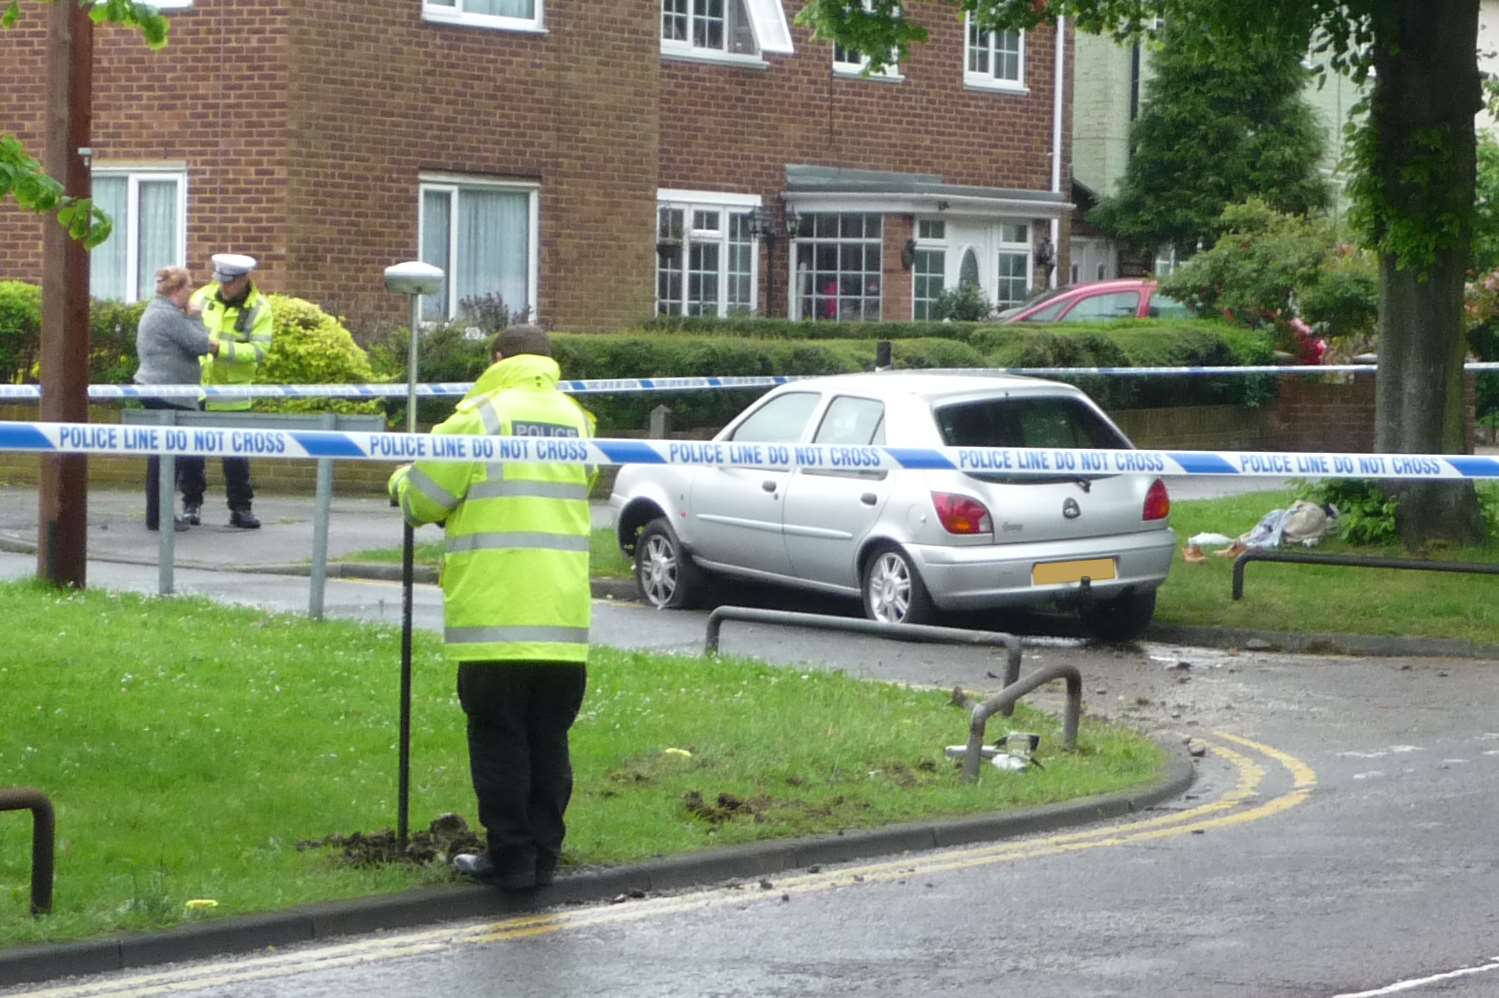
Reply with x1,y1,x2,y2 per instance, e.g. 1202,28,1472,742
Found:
1148,293,1192,318
1060,291,1140,322
728,391,820,443
813,396,885,445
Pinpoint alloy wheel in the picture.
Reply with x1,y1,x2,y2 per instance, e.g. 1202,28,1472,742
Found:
640,533,679,607
867,551,912,623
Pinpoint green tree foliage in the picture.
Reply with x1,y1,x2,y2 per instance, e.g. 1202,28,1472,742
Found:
0,279,42,383
1088,19,1330,253
1160,199,1378,355
1,1,170,247
1473,132,1499,274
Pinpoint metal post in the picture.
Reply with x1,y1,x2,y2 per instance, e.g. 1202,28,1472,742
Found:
308,412,336,620
156,408,176,595
0,788,55,916
37,0,93,588
384,261,442,850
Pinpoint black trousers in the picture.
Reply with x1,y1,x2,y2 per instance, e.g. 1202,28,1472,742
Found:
141,398,204,529
178,450,255,511
456,661,587,876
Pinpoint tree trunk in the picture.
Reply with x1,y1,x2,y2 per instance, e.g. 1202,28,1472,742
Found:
1371,0,1486,548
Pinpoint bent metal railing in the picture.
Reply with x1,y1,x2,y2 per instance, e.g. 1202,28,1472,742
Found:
701,607,1081,781
1232,549,1499,601
0,788,55,915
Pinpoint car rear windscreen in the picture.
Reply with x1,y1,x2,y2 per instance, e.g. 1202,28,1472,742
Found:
935,396,1129,451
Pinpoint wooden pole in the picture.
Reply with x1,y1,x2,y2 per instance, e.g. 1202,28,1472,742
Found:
38,0,94,587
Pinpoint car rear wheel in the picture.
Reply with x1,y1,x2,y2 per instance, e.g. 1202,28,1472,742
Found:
861,545,934,625
1080,589,1156,642
635,517,705,610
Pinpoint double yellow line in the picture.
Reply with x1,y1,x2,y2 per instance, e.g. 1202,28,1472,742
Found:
23,732,1315,998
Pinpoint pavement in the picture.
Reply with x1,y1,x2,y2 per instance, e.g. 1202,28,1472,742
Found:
0,473,1492,988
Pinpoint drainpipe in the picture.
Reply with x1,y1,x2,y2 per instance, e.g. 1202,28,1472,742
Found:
1050,15,1067,288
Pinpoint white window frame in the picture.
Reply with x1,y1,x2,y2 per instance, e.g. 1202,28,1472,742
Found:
660,0,793,66
90,167,187,304
833,0,901,80
656,189,762,317
911,218,947,320
994,221,1033,309
418,175,541,322
422,0,546,34
964,14,1026,93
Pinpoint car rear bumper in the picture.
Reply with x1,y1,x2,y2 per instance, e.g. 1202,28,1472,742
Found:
910,528,1176,610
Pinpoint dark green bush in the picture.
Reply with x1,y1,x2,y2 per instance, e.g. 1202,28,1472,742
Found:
89,299,147,386
0,280,42,384
643,314,989,343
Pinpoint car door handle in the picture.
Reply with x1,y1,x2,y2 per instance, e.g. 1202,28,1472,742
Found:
762,480,777,493
860,492,878,506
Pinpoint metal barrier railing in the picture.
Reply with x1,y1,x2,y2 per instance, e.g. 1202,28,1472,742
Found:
699,606,1086,783
0,788,55,916
702,606,1023,696
962,665,1081,782
1232,549,1499,601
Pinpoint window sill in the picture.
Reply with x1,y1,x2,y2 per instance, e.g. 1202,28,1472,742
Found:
661,47,769,70
963,79,1029,96
422,10,548,34
834,67,904,83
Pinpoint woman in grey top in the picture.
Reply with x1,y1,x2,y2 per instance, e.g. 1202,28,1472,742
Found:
134,266,220,531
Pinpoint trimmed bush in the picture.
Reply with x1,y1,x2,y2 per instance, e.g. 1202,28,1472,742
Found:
256,295,384,416
0,280,41,384
643,314,990,342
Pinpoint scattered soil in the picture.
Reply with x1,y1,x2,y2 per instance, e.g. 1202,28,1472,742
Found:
682,790,770,825
297,812,483,868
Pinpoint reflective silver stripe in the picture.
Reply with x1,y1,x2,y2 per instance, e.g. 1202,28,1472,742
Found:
486,462,506,483
446,531,590,554
408,466,461,510
469,480,590,501
447,625,589,646
250,343,268,364
477,401,502,435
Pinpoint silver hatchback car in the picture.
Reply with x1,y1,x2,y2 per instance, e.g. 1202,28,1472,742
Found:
611,372,1175,639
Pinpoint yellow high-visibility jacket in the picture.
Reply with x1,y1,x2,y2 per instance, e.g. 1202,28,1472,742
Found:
191,283,273,412
388,354,596,664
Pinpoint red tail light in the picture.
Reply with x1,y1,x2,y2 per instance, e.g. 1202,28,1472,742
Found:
932,492,993,535
1143,478,1170,521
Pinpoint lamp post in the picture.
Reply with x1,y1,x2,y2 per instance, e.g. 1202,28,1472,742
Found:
382,260,443,848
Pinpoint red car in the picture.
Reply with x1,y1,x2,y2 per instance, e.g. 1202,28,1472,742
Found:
997,279,1193,324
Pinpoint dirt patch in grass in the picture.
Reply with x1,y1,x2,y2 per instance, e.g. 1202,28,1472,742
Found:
298,813,483,868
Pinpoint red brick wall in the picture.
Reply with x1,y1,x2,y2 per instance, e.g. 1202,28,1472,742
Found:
1271,374,1478,453
881,214,914,321
284,0,659,333
0,2,293,293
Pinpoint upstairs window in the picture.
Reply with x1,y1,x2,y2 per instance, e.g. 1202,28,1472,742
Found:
965,16,1024,90
833,0,900,78
661,0,794,61
89,170,186,303
423,0,544,33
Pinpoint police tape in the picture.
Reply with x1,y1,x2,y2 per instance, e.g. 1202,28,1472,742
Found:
3,420,1497,481
0,375,804,402
3,362,1498,403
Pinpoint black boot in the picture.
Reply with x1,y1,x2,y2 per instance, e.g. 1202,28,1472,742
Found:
182,502,201,526
229,508,261,530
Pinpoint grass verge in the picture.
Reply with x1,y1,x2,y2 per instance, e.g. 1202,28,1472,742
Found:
343,527,634,580
0,581,1163,947
1159,486,1499,644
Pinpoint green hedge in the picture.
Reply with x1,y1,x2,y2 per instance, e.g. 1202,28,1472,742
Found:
643,314,991,342
0,280,42,384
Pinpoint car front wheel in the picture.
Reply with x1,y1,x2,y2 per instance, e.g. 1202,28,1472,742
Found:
635,517,705,609
861,545,934,625
1080,589,1156,642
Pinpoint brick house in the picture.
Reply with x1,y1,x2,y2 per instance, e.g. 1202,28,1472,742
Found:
1,1,1074,333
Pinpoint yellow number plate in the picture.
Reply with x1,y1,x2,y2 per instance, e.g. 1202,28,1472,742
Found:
1032,558,1118,586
